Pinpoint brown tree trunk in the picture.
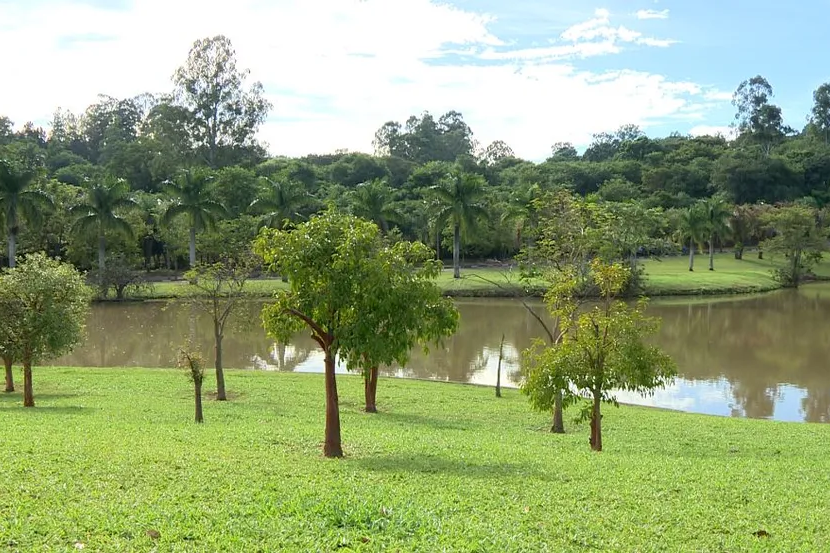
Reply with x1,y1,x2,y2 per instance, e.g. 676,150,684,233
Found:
323,350,343,457
688,238,695,271
708,234,715,271
364,366,379,413
589,394,602,452
4,356,13,393
452,222,461,279
495,333,504,398
23,360,34,407
214,324,226,401
551,391,565,433
194,381,204,423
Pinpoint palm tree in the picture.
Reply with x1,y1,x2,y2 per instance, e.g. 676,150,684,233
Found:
161,169,227,267
249,177,308,230
431,169,489,279
678,203,709,272
349,179,401,233
133,191,164,270
70,176,136,274
500,183,542,249
0,160,52,267
703,197,732,271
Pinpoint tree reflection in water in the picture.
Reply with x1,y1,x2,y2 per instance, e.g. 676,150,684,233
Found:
50,287,830,423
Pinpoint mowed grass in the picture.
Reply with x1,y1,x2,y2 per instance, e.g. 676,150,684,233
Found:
126,253,830,301
642,252,830,295
1,368,828,552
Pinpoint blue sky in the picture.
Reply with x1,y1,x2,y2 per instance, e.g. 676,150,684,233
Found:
0,0,827,159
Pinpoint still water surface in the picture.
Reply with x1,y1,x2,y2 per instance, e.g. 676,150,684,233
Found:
51,286,830,423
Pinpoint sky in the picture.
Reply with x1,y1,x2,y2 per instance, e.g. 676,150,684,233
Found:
1,0,828,161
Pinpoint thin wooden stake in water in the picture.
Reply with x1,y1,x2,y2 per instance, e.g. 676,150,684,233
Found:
496,333,505,398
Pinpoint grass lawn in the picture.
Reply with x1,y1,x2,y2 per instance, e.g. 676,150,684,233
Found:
123,253,830,301
1,368,828,552
642,252,830,295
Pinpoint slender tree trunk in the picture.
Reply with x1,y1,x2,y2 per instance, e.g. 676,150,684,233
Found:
277,342,286,370
734,244,744,260
688,238,695,271
495,333,504,398
98,232,106,273
214,323,226,401
8,230,16,268
551,392,565,433
708,234,714,271
364,366,379,413
194,381,204,423
323,350,343,457
3,356,13,393
435,226,441,260
589,393,602,452
23,359,34,407
189,226,197,268
453,222,461,279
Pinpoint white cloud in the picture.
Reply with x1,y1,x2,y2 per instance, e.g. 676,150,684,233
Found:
636,9,670,20
0,1,725,161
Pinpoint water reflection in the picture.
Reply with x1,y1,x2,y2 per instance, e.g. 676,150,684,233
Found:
50,287,830,423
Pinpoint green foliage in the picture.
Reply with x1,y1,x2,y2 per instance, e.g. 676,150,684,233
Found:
522,260,676,450
760,204,827,287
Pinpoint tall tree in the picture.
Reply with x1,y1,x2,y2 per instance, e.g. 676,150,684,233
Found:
162,169,227,267
810,83,830,143
249,177,308,230
172,35,271,168
760,205,827,287
732,75,789,154
431,169,489,278
70,176,136,274
349,179,400,233
0,159,52,267
678,203,709,271
702,197,732,271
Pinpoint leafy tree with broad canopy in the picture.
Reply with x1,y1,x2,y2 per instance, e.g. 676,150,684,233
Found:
254,208,457,456
761,204,827,287
522,260,676,451
337,240,459,413
0,253,92,407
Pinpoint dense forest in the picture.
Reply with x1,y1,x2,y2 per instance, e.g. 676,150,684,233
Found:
3,35,830,288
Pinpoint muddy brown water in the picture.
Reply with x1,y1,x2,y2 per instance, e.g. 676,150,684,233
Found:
50,285,830,423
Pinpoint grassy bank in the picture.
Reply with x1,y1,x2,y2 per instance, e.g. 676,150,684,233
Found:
1,368,828,551
125,253,830,301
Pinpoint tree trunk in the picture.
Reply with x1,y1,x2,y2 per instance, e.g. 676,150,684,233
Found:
189,226,197,268
214,324,226,401
551,391,565,433
364,366,379,413
8,230,16,268
435,226,441,261
23,360,34,407
708,234,714,271
453,222,461,279
734,244,744,260
758,247,763,260
98,232,106,273
688,238,695,271
323,350,343,457
589,393,602,452
495,333,504,398
194,381,204,423
3,356,13,393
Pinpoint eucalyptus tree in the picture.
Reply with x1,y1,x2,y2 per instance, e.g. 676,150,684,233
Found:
162,168,227,267
431,168,489,278
70,176,136,273
0,159,52,267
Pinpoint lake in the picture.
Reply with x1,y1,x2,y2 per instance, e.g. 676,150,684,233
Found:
50,285,830,423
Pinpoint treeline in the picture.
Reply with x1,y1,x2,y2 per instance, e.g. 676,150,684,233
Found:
3,35,830,283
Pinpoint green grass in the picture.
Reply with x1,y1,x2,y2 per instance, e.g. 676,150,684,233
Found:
642,252,830,295
123,253,830,301
1,368,828,552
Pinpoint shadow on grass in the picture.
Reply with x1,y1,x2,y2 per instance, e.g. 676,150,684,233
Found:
0,392,80,403
355,453,551,481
